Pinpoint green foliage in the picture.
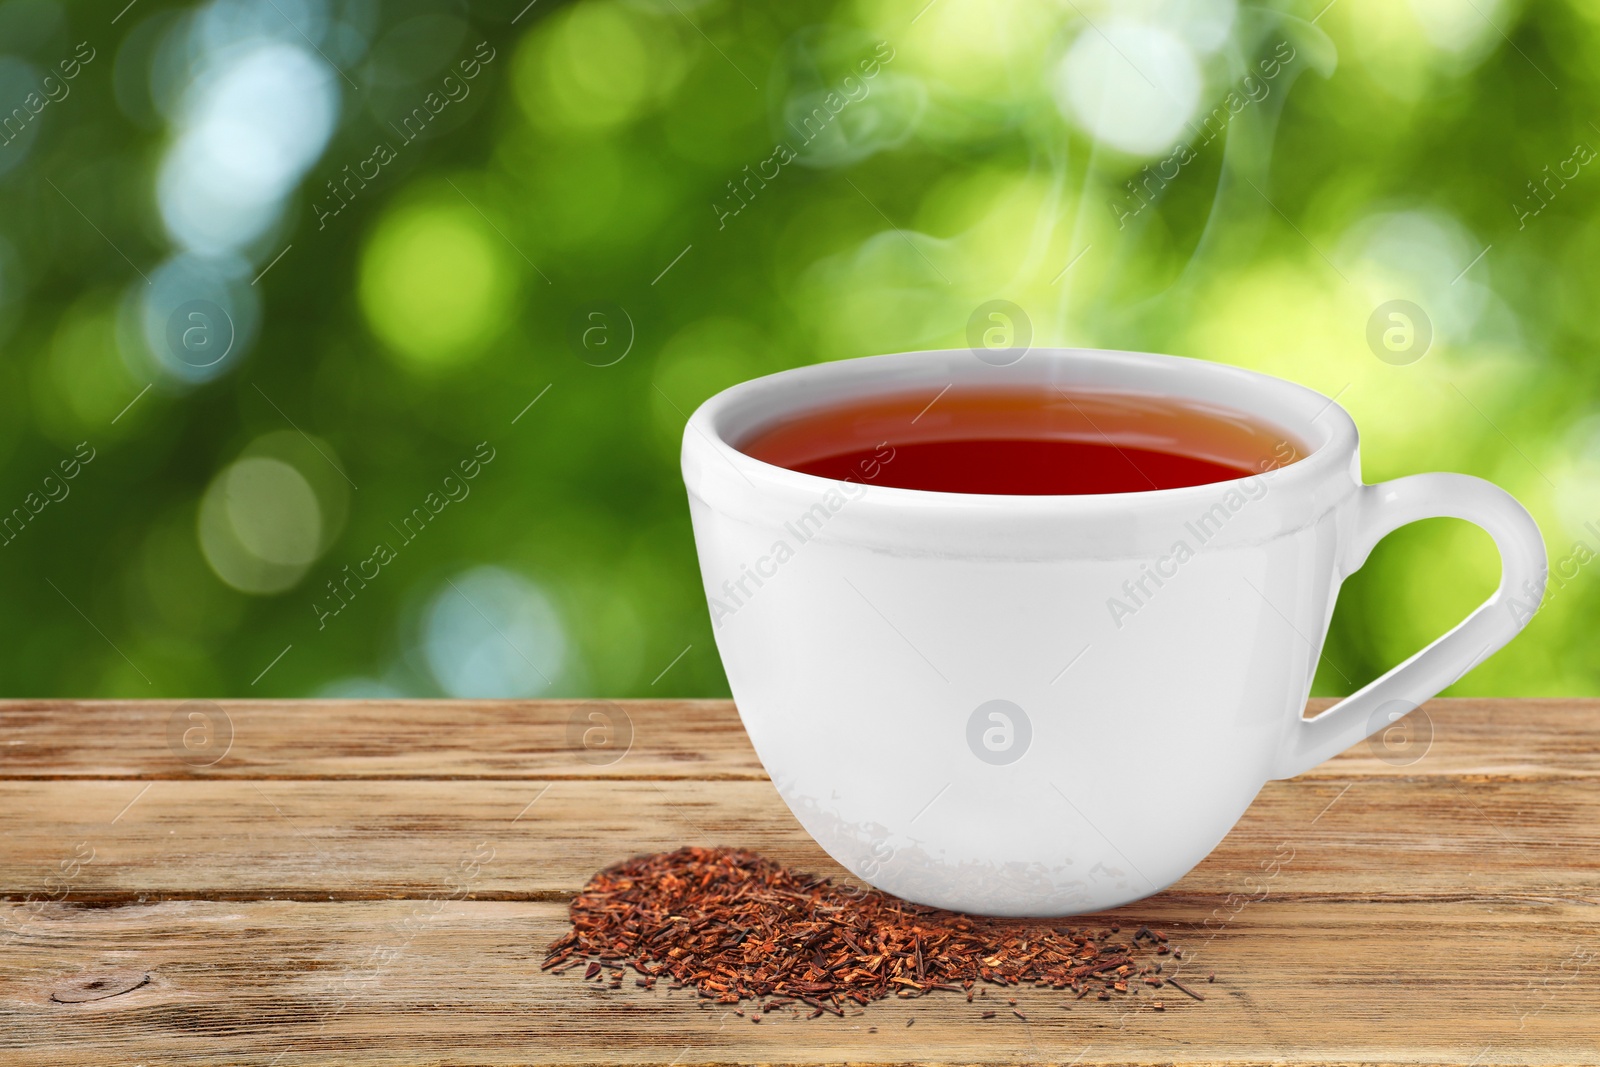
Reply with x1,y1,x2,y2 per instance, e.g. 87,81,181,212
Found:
0,0,1593,698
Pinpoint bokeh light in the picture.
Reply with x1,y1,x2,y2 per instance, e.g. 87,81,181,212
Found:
511,0,688,133
198,455,325,594
0,0,1593,700
38,292,139,436
1053,21,1200,157
0,57,42,175
156,40,336,257
359,196,517,370
422,566,567,698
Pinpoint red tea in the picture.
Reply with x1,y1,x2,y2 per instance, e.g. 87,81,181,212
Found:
546,847,1207,1016
739,386,1302,495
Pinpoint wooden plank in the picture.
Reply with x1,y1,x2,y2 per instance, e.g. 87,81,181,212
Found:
1,898,1595,1066
0,700,766,780
2,777,1596,903
2,699,1597,780
4,699,1596,1064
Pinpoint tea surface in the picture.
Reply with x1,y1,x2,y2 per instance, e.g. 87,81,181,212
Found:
739,386,1301,495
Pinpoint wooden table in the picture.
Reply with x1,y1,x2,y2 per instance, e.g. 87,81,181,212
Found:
1,698,1596,1065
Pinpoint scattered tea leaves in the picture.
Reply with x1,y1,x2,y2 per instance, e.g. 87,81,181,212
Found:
545,847,1210,1020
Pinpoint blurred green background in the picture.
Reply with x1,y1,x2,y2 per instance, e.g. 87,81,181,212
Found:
0,0,1593,699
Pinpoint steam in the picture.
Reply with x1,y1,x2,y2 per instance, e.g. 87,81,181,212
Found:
772,5,1339,358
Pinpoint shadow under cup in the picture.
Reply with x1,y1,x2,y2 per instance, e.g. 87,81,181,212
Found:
681,348,1362,916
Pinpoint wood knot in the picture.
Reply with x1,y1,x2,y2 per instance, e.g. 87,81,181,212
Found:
50,970,151,1004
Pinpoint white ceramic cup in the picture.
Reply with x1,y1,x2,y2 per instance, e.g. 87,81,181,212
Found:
681,348,1547,916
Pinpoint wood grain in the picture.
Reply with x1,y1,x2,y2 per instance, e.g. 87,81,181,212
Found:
1,899,1595,1067
2,699,1596,1066
3,698,1597,779
0,699,764,779
0,777,1597,903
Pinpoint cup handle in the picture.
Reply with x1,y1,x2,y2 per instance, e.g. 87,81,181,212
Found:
1271,473,1547,779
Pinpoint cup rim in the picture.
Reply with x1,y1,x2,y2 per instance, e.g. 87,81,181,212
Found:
687,347,1356,510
